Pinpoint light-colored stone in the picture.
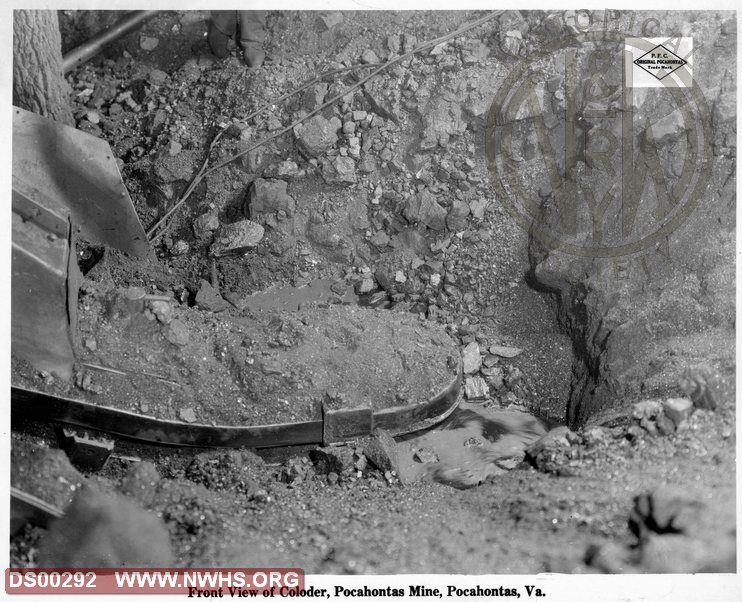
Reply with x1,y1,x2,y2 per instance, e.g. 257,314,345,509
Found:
210,220,264,256
461,342,482,374
663,397,694,426
464,376,489,400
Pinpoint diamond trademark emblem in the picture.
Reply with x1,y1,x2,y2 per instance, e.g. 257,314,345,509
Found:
633,44,687,80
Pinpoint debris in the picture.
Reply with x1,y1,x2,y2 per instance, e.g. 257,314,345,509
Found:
210,220,265,256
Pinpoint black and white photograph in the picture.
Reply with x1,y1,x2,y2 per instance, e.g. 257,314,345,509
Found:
5,2,739,599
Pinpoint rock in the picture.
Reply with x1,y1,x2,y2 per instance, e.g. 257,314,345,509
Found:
387,34,401,55
481,365,504,390
271,160,301,179
321,156,357,184
164,319,189,346
119,461,161,506
309,447,355,475
319,12,343,30
210,220,264,256
248,179,296,217
712,91,735,126
195,279,230,312
300,83,328,112
461,342,482,374
655,412,676,436
632,399,663,421
446,200,470,231
361,49,380,64
179,408,197,423
295,115,341,157
167,140,182,156
37,487,173,567
422,98,467,147
363,87,402,124
662,397,694,426
153,148,198,182
582,426,609,447
362,428,399,475
352,110,368,122
193,211,220,241
170,240,189,255
403,190,447,231
464,376,489,400
369,231,390,248
413,447,439,464
139,34,159,51
525,427,579,473
85,111,100,125
277,457,312,484
489,345,523,358
354,277,377,294
462,40,490,65
146,299,172,324
469,198,488,219
148,69,168,85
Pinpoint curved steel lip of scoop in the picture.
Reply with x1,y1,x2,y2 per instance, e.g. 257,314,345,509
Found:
11,365,461,449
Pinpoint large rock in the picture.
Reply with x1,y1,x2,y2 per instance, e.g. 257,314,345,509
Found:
446,200,470,231
403,190,447,231
461,342,482,374
37,487,173,567
362,428,400,475
248,178,296,217
210,220,264,256
295,115,341,157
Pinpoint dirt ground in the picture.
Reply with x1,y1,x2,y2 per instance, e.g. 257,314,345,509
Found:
10,9,737,580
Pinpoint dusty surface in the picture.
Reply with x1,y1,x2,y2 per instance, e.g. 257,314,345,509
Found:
10,9,736,576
